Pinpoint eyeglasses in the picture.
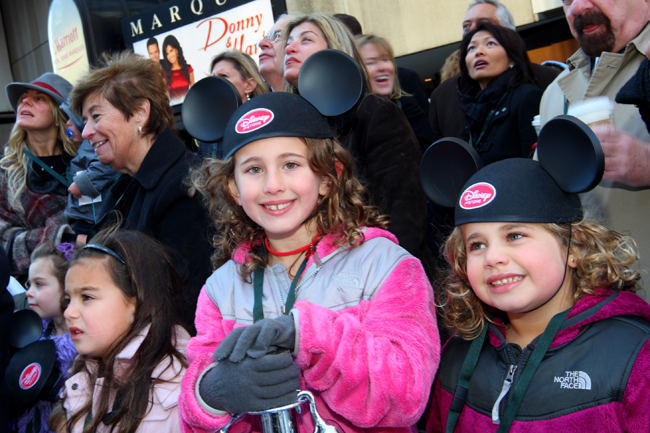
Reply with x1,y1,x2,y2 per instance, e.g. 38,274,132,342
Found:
257,31,282,47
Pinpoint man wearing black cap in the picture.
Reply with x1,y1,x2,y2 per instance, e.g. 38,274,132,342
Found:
539,0,650,289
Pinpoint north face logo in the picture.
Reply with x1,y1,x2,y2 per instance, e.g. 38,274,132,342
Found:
554,371,592,390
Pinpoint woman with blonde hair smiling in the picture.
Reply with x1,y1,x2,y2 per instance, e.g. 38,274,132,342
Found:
282,13,436,280
357,34,435,151
1,73,81,276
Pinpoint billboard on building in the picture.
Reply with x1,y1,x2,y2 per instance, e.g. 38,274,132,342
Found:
122,0,274,106
48,0,91,85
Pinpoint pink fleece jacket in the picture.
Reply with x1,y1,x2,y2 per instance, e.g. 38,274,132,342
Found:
179,228,440,432
427,288,650,432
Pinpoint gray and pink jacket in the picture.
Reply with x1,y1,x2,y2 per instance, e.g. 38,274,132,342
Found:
427,288,650,432
179,227,441,432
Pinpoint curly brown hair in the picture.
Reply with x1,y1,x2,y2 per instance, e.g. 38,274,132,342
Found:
440,220,640,339
189,137,389,280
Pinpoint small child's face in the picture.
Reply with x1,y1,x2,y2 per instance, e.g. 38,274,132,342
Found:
64,258,136,360
65,119,83,144
228,136,330,241
27,257,63,321
461,222,576,316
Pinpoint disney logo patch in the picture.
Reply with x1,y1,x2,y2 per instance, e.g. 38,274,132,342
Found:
460,182,496,209
19,363,41,390
235,108,274,134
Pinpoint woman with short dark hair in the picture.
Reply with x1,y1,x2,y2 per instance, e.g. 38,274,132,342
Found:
70,51,213,332
458,22,542,165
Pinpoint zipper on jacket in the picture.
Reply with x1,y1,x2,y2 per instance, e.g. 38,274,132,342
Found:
492,364,517,424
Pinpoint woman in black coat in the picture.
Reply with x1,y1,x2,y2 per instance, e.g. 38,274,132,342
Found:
458,22,542,166
70,52,213,333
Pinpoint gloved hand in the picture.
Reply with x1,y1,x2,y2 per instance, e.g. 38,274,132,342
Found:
215,315,296,363
198,352,301,413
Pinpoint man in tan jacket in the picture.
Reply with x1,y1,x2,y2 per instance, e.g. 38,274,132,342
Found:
540,0,650,289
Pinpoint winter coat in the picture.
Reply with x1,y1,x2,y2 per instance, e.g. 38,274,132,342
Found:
65,140,116,225
460,83,542,166
96,129,214,331
427,288,650,432
329,94,436,281
62,325,189,433
0,162,72,275
179,228,441,433
429,64,559,143
538,24,650,292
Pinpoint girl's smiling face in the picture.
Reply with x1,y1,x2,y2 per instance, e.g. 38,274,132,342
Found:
462,222,576,317
27,257,63,321
228,137,330,244
64,258,136,361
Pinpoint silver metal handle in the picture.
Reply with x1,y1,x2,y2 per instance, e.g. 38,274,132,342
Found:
219,390,340,433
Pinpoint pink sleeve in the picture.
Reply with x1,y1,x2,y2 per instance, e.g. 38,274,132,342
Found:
620,338,650,431
294,256,441,427
178,288,252,433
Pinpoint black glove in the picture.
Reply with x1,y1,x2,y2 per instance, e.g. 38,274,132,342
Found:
198,352,301,413
215,315,296,363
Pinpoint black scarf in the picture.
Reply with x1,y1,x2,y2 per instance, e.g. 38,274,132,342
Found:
459,69,516,139
616,56,650,134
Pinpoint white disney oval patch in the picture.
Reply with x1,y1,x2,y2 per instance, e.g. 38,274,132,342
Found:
459,182,497,209
235,108,274,134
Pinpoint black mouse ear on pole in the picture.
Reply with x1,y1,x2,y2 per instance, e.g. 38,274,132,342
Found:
419,138,484,208
298,49,366,117
181,76,242,143
10,309,43,349
537,115,605,193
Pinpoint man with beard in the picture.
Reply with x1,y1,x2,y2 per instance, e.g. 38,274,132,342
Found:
539,0,650,291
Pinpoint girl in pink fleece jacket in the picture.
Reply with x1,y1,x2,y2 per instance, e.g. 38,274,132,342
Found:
179,92,440,432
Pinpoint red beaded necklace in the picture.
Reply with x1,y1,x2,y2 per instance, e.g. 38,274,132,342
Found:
265,231,322,257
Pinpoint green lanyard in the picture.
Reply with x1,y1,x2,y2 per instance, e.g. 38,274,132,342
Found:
468,92,508,149
446,308,570,433
252,257,309,323
24,149,71,187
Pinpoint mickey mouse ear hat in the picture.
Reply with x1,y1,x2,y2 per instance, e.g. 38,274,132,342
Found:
182,50,364,150
420,116,604,225
221,93,334,159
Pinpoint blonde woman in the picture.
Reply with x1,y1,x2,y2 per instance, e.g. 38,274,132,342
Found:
357,34,435,151
210,50,268,102
1,73,80,276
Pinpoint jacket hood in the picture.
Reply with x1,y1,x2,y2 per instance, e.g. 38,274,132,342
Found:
488,288,650,348
232,227,399,269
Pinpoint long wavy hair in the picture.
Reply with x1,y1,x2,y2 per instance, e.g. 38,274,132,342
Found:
459,22,535,90
162,35,191,90
1,97,76,206
60,229,187,433
282,13,371,93
189,137,389,280
440,220,640,339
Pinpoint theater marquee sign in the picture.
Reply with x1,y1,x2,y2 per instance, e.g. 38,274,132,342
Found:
122,0,274,105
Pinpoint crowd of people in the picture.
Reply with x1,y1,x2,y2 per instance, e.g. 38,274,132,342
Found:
2,0,650,431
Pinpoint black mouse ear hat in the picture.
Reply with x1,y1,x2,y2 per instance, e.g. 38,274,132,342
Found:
420,115,604,225
182,49,365,158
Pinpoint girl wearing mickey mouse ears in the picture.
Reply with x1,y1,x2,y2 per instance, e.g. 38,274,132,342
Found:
424,120,650,432
178,92,440,432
